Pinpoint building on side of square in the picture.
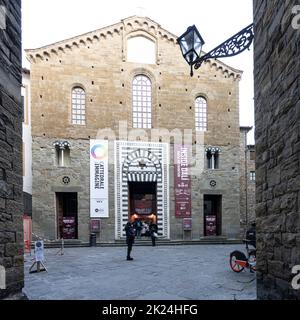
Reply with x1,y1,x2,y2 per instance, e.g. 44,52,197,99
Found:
25,16,253,244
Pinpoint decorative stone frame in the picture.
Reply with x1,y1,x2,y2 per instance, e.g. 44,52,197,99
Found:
115,141,169,240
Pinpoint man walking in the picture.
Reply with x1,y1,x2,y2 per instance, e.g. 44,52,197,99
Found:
149,222,158,247
124,222,135,261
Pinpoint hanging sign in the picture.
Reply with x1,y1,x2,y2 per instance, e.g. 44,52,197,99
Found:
174,144,192,218
90,140,109,218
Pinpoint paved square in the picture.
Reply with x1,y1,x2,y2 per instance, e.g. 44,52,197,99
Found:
23,244,256,300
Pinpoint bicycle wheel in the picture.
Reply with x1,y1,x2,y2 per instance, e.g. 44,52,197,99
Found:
230,250,247,273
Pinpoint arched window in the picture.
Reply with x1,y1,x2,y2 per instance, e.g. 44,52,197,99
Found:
72,87,86,125
195,96,207,131
205,147,221,170
132,75,152,129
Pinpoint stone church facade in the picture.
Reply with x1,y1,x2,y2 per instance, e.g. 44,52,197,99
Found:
26,16,251,244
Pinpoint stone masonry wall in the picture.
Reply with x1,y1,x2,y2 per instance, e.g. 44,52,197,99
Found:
254,0,300,299
247,146,256,225
32,137,241,242
0,0,24,299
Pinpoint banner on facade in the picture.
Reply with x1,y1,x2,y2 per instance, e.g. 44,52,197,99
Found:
174,144,192,218
90,140,109,218
134,200,154,215
23,215,32,254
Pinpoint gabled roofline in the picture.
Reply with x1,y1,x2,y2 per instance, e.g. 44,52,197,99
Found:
25,15,243,77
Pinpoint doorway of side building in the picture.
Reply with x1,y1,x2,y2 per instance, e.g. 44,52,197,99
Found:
128,182,157,225
56,192,78,239
204,195,222,236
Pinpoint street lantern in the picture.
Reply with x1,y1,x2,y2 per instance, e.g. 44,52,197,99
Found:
177,23,254,77
177,25,205,77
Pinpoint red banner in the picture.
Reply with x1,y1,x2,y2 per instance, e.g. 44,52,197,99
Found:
174,144,192,218
134,200,154,215
205,215,217,236
90,219,101,233
23,215,32,253
63,217,76,239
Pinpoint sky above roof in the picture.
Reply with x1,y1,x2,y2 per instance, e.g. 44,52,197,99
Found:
22,0,254,143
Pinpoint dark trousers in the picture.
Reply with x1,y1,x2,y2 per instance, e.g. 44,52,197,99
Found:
151,235,156,246
127,243,133,258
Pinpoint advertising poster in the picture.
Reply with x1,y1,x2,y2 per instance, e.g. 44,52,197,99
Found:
34,241,44,262
183,218,192,231
174,144,192,218
23,215,32,253
90,140,109,218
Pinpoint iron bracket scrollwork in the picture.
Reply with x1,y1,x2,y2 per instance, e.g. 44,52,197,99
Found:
194,23,254,70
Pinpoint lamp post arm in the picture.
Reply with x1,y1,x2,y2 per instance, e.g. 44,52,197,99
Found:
194,23,254,70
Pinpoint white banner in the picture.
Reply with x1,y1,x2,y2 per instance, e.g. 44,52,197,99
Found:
90,140,109,218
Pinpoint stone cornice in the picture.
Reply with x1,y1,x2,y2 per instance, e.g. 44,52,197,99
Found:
25,15,243,78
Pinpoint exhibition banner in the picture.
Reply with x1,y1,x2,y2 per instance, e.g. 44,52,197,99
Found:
90,140,109,218
174,144,192,218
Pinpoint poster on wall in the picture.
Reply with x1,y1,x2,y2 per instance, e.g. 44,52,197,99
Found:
90,140,109,218
174,144,192,218
183,218,192,231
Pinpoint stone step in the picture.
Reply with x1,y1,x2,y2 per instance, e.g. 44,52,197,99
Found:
33,237,242,249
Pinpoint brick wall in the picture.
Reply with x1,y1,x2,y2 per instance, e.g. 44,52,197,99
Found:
254,0,300,299
0,0,24,299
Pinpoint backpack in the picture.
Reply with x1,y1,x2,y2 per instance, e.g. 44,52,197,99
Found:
136,220,142,228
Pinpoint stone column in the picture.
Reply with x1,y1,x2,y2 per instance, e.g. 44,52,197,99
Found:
0,0,25,299
254,0,300,299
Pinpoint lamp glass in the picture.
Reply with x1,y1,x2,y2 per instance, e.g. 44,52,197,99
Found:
177,25,205,66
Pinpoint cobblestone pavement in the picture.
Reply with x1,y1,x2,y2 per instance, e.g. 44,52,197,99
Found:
23,244,256,300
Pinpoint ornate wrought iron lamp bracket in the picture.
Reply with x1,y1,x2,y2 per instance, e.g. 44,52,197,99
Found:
194,23,254,71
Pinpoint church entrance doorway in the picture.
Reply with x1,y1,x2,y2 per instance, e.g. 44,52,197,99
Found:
56,192,78,239
128,182,157,227
204,195,222,236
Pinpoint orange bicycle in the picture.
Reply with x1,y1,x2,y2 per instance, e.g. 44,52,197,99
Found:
230,239,256,273
230,222,256,273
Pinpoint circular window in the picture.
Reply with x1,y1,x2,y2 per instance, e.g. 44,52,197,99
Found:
210,180,217,188
62,176,71,185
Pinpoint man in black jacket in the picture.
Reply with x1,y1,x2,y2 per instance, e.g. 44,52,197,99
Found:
149,222,158,247
124,222,135,260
